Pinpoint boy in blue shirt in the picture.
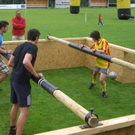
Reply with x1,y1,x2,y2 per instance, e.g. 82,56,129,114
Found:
0,21,12,91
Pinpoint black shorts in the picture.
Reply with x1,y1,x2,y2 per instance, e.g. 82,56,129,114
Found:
10,81,31,107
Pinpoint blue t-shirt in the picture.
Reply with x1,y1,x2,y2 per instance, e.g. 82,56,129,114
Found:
0,33,10,59
0,33,3,47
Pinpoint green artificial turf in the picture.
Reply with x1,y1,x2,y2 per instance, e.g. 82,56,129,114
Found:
0,7,135,134
1,67,135,135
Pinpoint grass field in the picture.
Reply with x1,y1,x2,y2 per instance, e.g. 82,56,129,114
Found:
1,7,135,49
0,7,135,135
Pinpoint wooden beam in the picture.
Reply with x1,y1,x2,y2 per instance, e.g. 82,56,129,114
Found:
31,76,99,128
34,114,135,135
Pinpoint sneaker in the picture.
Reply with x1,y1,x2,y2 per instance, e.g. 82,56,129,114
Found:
88,83,96,89
0,89,3,91
8,130,16,135
101,92,107,98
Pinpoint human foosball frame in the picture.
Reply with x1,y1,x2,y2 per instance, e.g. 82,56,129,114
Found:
3,37,135,134
3,37,135,84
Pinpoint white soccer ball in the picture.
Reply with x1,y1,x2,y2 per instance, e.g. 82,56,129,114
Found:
109,71,117,80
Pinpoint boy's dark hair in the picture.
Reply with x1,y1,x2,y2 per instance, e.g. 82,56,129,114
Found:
0,21,9,29
27,29,40,41
90,30,101,40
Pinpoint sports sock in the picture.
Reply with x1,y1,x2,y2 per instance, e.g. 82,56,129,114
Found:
101,82,106,92
92,75,98,84
10,125,16,131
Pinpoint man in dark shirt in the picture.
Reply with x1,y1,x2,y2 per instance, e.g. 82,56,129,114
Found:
8,28,44,135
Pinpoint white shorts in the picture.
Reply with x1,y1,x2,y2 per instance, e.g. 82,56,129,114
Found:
12,35,24,41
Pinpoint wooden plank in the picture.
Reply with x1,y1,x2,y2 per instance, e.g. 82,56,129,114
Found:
34,114,135,135
27,0,47,7
90,0,108,7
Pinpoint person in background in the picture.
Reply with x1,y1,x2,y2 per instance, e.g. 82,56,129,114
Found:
0,21,12,91
8,28,44,135
98,13,104,26
80,30,111,98
11,10,26,41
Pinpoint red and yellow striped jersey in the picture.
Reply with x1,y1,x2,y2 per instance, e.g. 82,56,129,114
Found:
90,38,111,69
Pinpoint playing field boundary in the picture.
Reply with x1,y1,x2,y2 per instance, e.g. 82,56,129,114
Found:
3,37,135,84
34,114,135,135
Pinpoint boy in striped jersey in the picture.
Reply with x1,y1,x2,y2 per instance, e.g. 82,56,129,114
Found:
80,30,111,98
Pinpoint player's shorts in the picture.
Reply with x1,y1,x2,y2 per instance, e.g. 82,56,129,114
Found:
12,35,24,41
94,65,109,75
10,81,31,107
0,56,9,74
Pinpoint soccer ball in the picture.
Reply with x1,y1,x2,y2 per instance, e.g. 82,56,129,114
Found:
109,71,117,80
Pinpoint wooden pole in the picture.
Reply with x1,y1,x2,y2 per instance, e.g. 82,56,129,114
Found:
47,35,135,71
53,90,98,127
31,76,99,127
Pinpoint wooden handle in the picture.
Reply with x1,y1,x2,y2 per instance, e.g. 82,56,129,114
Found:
53,90,98,127
111,57,135,70
47,35,69,45
31,76,99,127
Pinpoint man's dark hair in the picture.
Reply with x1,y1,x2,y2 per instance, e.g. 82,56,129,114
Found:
0,21,9,29
27,29,40,41
90,30,101,40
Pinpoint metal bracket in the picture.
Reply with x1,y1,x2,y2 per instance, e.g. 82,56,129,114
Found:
80,122,103,129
